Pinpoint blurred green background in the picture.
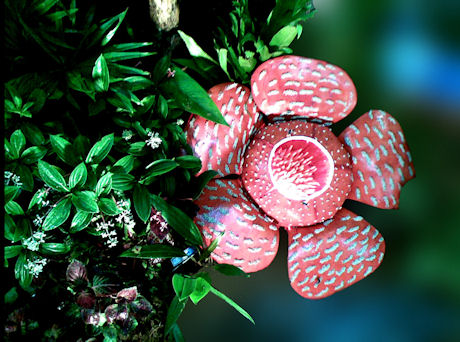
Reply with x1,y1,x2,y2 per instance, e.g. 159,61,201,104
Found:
179,0,460,341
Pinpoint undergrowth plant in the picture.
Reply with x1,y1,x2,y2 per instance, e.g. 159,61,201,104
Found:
3,0,315,340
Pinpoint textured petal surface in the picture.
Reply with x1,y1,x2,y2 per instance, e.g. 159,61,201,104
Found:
251,55,357,122
195,179,279,273
287,209,385,299
339,110,415,209
186,83,260,177
242,120,352,227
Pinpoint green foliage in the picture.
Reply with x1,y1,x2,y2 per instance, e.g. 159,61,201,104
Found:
176,0,315,84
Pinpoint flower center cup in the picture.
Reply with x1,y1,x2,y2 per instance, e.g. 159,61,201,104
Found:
268,136,334,202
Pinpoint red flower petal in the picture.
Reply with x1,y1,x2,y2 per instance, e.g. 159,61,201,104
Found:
195,178,279,273
186,83,260,177
242,120,352,227
339,110,415,209
251,55,357,122
287,209,385,299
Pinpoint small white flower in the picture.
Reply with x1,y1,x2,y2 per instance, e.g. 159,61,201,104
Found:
122,129,134,141
25,258,48,277
23,231,46,251
145,131,162,150
176,119,185,126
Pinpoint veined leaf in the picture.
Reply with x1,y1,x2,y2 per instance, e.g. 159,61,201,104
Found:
50,135,76,165
85,133,114,164
42,197,72,231
98,197,121,216
111,173,135,191
189,273,212,305
93,54,110,92
10,130,26,158
71,191,99,213
165,296,187,336
21,146,47,164
5,245,23,259
40,242,70,254
70,210,92,233
113,155,134,173
104,51,156,62
175,155,202,169
69,163,87,190
38,160,69,192
172,274,197,302
95,173,112,196
269,25,298,47
144,159,178,176
100,8,128,46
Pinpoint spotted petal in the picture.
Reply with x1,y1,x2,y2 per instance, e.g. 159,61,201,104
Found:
339,110,415,209
186,83,260,177
195,179,279,273
251,55,357,122
287,209,385,299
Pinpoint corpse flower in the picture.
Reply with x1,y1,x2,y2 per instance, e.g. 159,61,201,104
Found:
185,55,415,299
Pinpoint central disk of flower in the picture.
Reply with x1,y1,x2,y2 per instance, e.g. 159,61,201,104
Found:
268,136,334,201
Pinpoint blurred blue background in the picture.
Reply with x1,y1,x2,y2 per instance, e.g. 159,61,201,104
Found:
179,0,460,341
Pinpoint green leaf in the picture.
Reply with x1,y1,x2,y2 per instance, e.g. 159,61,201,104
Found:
189,276,212,305
85,134,114,164
15,253,33,289
109,42,153,51
5,201,24,216
4,186,19,203
21,146,47,164
113,155,134,173
72,191,99,213
214,264,250,277
98,197,121,216
69,163,87,190
165,296,187,336
177,30,217,63
50,135,77,165
95,173,112,196
209,286,255,324
4,214,20,242
100,8,128,46
151,195,203,246
40,242,70,254
38,160,69,192
111,173,135,191
175,155,202,170
120,245,186,259
217,48,231,78
160,67,228,126
170,324,185,342
192,170,218,199
172,274,197,302
128,141,146,156
153,54,171,83
133,185,151,222
5,245,23,259
21,123,45,146
42,197,72,230
104,51,156,62
70,210,92,233
269,25,298,47
93,54,110,92
10,130,26,158
145,159,178,177
157,94,169,118
5,287,18,304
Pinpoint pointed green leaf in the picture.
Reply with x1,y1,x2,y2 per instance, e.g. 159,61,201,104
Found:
172,274,197,302
214,264,250,277
101,8,128,46
71,191,99,213
93,54,110,92
10,130,26,158
165,296,187,336
177,30,217,63
15,253,33,289
160,67,228,126
50,135,77,165
42,197,72,230
40,242,70,254
85,134,114,164
113,155,134,173
269,25,298,47
4,186,19,203
98,197,121,216
37,160,69,192
21,123,45,146
5,201,24,216
133,185,151,222
15,164,34,191
151,195,203,246
69,163,87,190
70,210,92,233
5,245,23,259
21,146,47,164
95,173,112,196
209,286,255,324
145,159,178,176
175,155,202,169
190,276,212,305
111,173,135,191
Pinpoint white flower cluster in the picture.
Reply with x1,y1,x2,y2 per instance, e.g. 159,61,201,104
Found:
95,220,118,248
35,187,51,209
176,119,184,126
122,129,134,141
25,257,48,278
23,231,46,251
4,171,22,187
145,131,162,150
115,199,136,231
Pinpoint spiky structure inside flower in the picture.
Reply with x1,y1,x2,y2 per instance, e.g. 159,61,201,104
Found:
186,55,415,299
